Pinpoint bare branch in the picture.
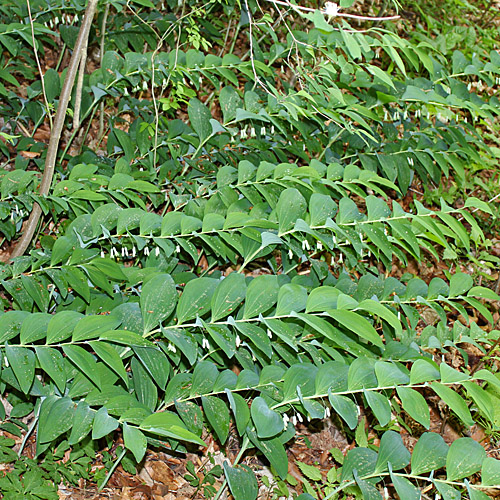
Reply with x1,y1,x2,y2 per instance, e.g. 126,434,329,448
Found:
4,0,99,262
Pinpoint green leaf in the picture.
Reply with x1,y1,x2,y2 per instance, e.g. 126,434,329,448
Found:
327,466,337,483
133,347,169,392
356,299,402,337
243,275,279,319
21,274,49,311
481,457,500,486
366,64,396,90
226,390,250,436
63,267,90,303
235,322,272,358
310,193,337,226
43,68,60,102
364,389,391,427
210,273,247,322
397,386,430,429
176,277,218,324
90,258,127,281
191,361,218,396
92,407,119,440
224,462,258,500
342,30,361,60
306,286,340,313
35,347,66,393
161,211,183,236
354,473,383,500
72,314,121,342
409,359,440,384
38,396,75,443
123,423,147,463
297,461,322,482
46,311,83,344
68,401,94,445
341,447,377,482
71,190,108,201
468,487,491,500
113,128,135,163
431,382,474,427
62,345,100,388
162,327,198,366
464,197,493,215
141,273,177,333
51,236,73,265
328,393,358,430
411,432,449,475
440,363,470,384
202,395,230,444
188,98,213,142
307,9,334,32
435,481,461,500
474,369,500,391
315,361,349,394
140,411,206,447
247,429,289,479
276,284,307,316
276,188,307,235
446,437,486,481
127,180,159,194
132,357,157,410
5,346,35,394
449,272,474,297
468,286,500,301
99,330,153,347
0,311,29,343
390,468,420,500
375,431,410,473
348,357,377,390
116,207,144,234
251,397,284,439
327,309,383,347
20,313,51,344
337,197,363,224
175,400,203,437
219,86,242,124
203,322,236,358
283,363,317,401
374,361,409,386
463,381,495,424
89,341,128,387
130,0,154,7
90,203,122,235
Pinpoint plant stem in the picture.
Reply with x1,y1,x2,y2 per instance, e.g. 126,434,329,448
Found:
73,34,88,130
18,415,39,457
5,0,99,262
98,447,127,491
323,470,499,500
78,105,98,154
98,3,110,139
26,0,53,131
213,436,251,500
318,129,343,161
55,43,66,72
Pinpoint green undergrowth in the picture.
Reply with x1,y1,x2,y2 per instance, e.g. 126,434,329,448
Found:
0,0,499,498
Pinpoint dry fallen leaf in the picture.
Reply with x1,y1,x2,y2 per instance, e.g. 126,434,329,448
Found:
20,150,40,158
